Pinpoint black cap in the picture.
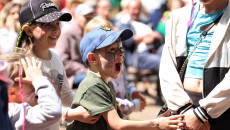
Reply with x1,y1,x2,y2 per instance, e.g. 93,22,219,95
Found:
19,0,72,26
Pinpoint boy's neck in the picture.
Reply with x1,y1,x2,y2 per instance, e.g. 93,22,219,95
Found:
90,71,109,83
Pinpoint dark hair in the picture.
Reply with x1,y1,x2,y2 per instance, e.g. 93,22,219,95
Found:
15,21,38,51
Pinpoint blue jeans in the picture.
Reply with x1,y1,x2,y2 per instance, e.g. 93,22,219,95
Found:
73,73,86,89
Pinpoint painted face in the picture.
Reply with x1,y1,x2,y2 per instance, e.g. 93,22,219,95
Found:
31,20,61,48
15,83,38,106
95,38,124,80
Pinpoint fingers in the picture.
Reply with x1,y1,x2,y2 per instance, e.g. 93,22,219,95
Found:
169,114,184,120
32,57,37,68
25,57,32,68
88,114,101,124
21,58,28,70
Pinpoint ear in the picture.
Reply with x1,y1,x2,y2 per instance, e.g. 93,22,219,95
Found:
23,25,33,37
87,52,97,64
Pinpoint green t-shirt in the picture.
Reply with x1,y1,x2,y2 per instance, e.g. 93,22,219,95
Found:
67,72,123,130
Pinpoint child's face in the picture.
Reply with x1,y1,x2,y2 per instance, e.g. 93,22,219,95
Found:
94,38,124,79
13,83,38,106
31,20,61,48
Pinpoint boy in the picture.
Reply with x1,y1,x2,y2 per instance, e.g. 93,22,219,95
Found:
67,26,185,130
0,51,62,130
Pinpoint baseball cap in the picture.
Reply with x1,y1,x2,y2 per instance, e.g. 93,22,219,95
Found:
19,0,72,26
75,3,94,16
80,26,133,65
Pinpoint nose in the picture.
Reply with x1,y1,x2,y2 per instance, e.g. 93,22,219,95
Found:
116,51,124,61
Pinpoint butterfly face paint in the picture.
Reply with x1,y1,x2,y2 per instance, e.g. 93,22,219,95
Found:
103,38,124,77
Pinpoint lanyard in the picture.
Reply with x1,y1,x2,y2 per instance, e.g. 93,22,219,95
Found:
179,14,223,79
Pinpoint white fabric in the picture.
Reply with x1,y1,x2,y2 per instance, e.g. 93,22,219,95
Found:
8,76,62,130
160,2,230,118
0,27,18,53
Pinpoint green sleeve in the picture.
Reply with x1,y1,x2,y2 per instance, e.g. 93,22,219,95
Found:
80,85,115,116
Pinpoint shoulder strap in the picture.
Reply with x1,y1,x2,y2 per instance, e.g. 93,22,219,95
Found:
179,14,223,78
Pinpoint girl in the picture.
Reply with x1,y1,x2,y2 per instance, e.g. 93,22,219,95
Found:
16,0,99,129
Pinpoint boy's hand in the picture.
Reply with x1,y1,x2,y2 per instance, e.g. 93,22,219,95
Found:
66,106,101,124
151,114,185,130
15,57,42,84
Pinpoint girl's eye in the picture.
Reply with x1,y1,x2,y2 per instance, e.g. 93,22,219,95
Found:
56,22,60,26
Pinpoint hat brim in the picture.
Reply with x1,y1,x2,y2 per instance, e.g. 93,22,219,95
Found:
35,11,72,23
96,28,133,49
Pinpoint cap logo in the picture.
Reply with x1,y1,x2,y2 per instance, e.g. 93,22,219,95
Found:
100,26,111,31
40,3,57,11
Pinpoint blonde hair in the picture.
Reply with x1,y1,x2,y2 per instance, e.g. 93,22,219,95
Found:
66,0,84,9
0,49,33,82
83,17,113,35
0,1,21,29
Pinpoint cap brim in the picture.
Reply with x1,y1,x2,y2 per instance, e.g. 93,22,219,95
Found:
96,28,133,49
35,11,72,23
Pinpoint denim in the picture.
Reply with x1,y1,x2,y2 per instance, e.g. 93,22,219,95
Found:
0,80,13,130
73,73,86,89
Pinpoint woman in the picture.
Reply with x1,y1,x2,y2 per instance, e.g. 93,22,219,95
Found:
159,0,230,129
0,1,21,53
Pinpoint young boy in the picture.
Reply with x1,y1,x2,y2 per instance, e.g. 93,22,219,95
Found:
0,51,62,130
67,26,185,130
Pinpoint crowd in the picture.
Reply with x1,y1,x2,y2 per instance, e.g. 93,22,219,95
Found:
0,0,230,130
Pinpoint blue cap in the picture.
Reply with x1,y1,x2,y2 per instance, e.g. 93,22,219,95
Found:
80,26,133,65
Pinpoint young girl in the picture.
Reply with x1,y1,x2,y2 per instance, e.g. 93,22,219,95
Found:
16,0,99,129
0,49,62,130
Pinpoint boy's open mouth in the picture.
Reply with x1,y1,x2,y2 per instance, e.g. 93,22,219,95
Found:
115,63,121,71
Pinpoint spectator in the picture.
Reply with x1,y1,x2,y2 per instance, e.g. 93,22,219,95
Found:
0,1,21,53
119,0,164,103
56,3,94,88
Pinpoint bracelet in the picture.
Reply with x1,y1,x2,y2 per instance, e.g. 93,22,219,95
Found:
149,120,155,127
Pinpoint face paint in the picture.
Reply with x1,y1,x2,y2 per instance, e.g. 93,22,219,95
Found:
104,40,124,70
105,39,124,60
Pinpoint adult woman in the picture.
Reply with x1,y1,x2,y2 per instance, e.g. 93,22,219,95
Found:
0,1,21,53
159,0,230,129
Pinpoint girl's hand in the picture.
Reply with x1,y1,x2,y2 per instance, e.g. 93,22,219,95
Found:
66,106,101,124
15,57,42,84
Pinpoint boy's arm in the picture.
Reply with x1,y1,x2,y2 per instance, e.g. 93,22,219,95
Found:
102,108,184,130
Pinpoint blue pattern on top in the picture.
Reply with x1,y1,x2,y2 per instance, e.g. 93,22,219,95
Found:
185,1,225,79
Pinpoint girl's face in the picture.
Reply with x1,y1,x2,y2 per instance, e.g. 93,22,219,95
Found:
14,83,38,106
95,39,124,80
31,20,61,48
